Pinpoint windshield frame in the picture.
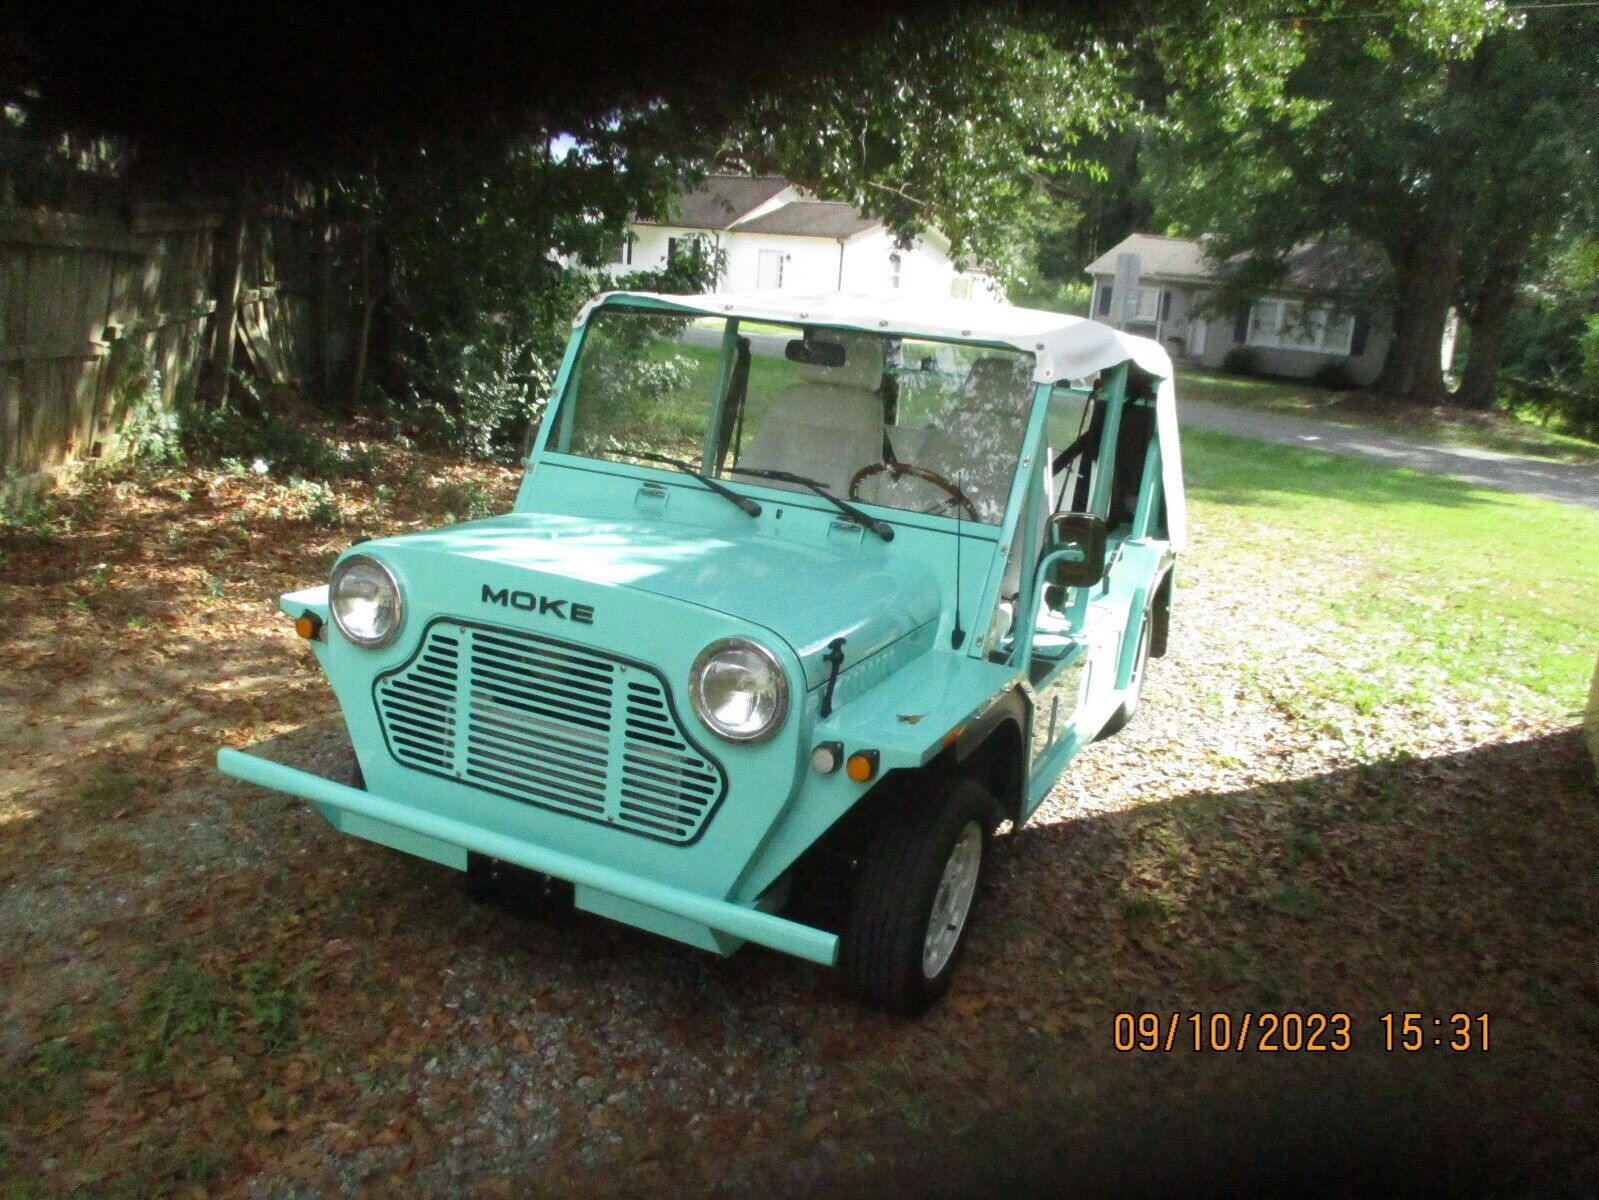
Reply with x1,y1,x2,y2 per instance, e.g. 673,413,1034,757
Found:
528,296,1048,538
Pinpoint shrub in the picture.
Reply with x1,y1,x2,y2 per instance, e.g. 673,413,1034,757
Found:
1310,361,1358,391
1222,347,1258,375
180,405,367,482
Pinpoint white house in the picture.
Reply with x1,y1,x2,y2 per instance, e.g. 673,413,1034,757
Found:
611,175,1001,301
1085,232,1456,385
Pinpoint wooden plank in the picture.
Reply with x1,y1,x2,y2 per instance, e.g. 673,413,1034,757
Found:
114,300,216,335
0,366,19,473
128,203,225,236
0,209,155,256
0,340,112,364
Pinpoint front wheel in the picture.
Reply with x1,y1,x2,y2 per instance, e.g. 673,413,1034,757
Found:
840,777,995,1016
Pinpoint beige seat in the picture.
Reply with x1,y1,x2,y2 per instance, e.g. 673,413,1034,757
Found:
737,331,886,496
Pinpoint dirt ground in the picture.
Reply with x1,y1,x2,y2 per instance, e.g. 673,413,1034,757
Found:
2,449,1596,1199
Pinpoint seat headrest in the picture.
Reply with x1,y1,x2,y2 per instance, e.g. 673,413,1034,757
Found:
797,330,885,392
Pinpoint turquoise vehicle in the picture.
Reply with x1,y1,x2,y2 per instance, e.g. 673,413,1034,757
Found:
218,290,1186,1014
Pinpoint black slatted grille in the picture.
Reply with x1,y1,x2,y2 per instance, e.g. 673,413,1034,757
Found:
373,620,725,843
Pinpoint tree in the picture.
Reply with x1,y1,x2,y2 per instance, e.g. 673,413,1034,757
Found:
1147,3,1529,405
718,10,1131,284
1450,9,1599,409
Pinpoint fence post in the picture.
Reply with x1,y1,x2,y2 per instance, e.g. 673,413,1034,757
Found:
199,207,247,408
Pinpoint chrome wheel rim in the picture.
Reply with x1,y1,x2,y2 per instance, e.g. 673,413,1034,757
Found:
922,822,982,979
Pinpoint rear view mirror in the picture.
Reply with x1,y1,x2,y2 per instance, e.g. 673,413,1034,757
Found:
785,336,846,368
1044,512,1107,588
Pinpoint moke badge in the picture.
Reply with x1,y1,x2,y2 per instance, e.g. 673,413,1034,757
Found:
481,584,594,625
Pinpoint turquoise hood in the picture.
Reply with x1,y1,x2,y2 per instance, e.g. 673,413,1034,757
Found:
371,512,942,689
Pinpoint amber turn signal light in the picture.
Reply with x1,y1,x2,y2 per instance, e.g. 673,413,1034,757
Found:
294,611,324,640
845,749,879,783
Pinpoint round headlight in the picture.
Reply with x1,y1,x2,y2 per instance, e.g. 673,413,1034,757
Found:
689,638,788,743
329,554,403,648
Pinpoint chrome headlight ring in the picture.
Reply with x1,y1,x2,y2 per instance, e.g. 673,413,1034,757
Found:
328,554,404,649
688,637,789,743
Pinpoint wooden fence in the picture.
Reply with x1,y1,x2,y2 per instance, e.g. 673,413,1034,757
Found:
0,202,315,485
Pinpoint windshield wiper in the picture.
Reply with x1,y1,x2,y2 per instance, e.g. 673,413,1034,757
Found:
730,467,894,541
628,451,761,517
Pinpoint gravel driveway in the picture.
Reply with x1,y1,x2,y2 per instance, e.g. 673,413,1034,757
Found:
4,454,1597,1199
1180,397,1599,510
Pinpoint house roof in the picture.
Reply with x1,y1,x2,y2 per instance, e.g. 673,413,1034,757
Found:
731,200,881,239
1084,234,1211,281
637,175,791,231
1085,232,1387,292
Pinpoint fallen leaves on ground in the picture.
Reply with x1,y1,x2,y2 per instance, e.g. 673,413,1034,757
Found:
1,438,1596,1199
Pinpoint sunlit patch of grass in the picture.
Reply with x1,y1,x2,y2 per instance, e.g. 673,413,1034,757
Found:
1185,430,1599,717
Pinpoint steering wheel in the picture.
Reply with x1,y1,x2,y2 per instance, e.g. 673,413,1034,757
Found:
850,462,980,522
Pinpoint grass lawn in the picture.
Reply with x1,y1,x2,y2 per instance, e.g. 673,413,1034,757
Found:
1,423,1597,1197
1185,428,1599,722
1179,366,1599,465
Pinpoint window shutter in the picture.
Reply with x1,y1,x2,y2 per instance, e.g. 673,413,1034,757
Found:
1160,290,1172,320
1233,308,1249,343
1350,314,1369,357
1098,284,1113,316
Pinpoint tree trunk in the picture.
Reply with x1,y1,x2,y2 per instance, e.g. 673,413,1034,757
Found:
1455,236,1524,411
1372,230,1460,405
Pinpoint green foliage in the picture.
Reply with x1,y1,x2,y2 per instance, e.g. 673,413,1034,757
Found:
1221,347,1258,376
180,405,373,482
337,123,720,462
1007,277,1092,317
434,481,498,523
1146,3,1588,401
721,11,1131,283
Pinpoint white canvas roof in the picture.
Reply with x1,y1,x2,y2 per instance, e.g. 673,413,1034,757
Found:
578,290,1187,549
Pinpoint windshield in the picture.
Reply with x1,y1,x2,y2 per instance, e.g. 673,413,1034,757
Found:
545,307,1036,525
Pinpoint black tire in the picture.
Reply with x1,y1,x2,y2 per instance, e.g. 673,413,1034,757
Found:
1098,609,1152,740
840,776,995,1016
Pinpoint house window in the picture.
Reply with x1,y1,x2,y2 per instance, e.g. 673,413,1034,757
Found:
609,233,633,266
1132,286,1162,323
950,275,973,301
1097,284,1113,316
756,249,785,291
668,235,703,266
1246,299,1355,355
889,253,902,290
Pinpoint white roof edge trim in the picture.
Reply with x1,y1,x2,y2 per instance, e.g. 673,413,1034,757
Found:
574,290,1175,386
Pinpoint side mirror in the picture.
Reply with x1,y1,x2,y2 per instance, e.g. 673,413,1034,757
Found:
1044,512,1107,589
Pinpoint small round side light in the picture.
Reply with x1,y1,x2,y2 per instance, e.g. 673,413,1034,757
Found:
295,611,324,640
810,741,843,775
845,749,879,784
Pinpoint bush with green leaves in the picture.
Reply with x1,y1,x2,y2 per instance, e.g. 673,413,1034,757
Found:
1222,347,1258,376
180,405,374,482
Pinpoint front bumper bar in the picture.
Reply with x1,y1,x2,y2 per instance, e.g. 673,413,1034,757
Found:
216,748,840,966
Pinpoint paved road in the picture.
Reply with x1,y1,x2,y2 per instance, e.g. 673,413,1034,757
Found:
1180,397,1599,511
